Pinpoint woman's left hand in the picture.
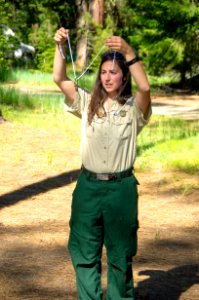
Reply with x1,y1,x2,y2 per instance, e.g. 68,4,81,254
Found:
105,36,135,59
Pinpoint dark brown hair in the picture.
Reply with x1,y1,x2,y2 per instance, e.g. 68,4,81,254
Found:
88,51,132,124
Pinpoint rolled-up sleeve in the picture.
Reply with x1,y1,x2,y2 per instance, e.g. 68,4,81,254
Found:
133,101,152,135
64,88,90,118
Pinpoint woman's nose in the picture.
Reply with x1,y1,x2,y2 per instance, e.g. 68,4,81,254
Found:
105,72,110,81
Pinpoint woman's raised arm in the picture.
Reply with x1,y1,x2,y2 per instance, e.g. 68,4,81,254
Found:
53,27,76,103
105,36,151,114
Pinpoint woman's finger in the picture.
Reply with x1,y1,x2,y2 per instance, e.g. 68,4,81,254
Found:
54,28,69,44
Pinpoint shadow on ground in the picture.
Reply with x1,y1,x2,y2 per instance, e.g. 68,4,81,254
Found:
135,264,199,300
0,169,80,209
1,220,198,299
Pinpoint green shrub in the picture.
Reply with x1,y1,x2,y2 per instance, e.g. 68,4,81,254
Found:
29,6,58,72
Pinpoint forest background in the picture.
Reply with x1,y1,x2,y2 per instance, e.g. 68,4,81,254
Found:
0,0,199,87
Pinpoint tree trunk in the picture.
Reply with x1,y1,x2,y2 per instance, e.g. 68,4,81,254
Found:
89,0,104,24
75,0,89,69
75,0,104,69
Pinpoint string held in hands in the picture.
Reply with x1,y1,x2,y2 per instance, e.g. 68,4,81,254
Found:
58,30,78,86
58,43,65,60
67,34,78,85
58,32,106,85
112,50,116,70
76,46,105,81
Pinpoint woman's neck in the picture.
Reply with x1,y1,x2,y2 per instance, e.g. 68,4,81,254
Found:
106,96,117,110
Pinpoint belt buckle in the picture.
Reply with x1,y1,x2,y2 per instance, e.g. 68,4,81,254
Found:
108,173,117,181
95,173,118,181
96,174,109,180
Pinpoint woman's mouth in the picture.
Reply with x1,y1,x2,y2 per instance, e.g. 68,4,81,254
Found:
105,84,113,88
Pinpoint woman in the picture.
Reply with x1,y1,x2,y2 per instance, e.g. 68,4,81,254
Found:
53,27,152,300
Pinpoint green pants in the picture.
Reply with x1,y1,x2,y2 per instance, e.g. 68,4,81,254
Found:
68,170,139,300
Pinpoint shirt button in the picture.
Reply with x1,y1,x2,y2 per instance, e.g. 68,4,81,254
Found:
104,146,107,149
103,161,106,164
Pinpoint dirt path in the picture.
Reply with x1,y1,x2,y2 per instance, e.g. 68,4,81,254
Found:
0,98,199,299
152,94,199,120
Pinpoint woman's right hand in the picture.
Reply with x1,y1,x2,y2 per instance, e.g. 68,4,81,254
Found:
54,27,69,45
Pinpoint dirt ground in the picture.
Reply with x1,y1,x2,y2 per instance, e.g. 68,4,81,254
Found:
0,95,199,300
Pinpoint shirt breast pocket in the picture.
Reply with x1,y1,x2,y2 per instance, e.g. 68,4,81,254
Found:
111,112,133,140
86,117,105,138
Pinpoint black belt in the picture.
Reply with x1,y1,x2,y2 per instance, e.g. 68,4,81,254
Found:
81,165,133,181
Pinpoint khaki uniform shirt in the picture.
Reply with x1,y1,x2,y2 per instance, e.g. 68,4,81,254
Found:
65,87,152,173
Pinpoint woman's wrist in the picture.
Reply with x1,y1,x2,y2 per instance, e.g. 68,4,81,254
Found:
124,45,140,66
126,56,140,66
124,46,136,61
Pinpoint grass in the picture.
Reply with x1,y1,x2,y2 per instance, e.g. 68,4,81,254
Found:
0,66,16,82
135,116,199,174
179,182,198,195
149,72,180,92
1,67,96,91
12,69,55,85
0,85,64,112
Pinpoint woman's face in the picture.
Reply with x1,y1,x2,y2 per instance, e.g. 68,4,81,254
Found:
100,60,124,98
